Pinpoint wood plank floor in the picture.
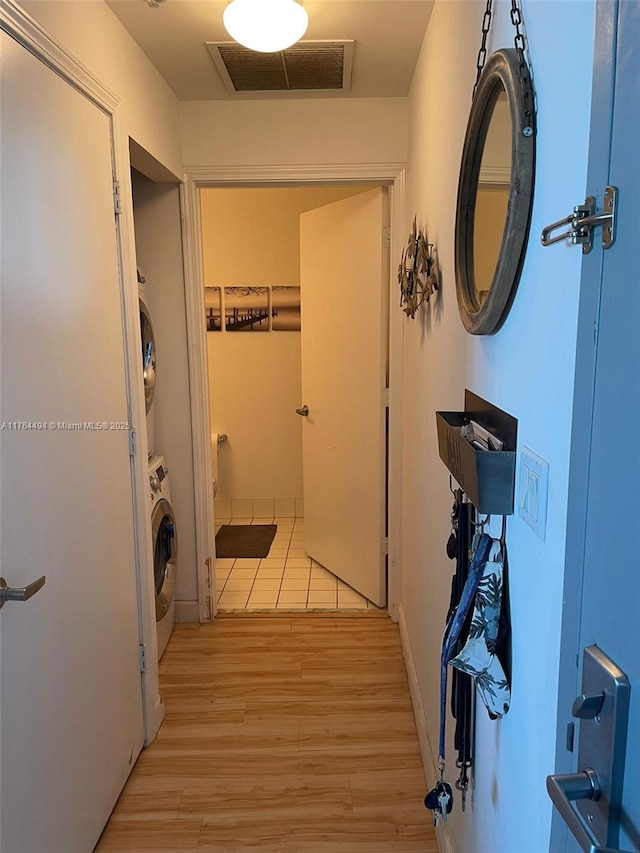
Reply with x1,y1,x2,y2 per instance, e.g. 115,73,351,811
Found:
96,614,437,852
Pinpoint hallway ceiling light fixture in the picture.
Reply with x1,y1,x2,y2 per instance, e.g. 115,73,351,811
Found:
223,0,309,53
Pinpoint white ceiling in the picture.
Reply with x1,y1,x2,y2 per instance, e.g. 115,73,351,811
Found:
105,0,435,101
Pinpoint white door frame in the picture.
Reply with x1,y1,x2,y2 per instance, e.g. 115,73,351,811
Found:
181,163,406,622
0,0,165,744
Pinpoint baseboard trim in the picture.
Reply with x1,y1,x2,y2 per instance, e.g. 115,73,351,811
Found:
436,822,455,853
174,600,200,623
214,496,304,520
143,694,166,747
398,603,434,783
398,603,455,853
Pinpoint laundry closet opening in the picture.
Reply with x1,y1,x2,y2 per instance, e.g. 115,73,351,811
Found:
202,185,390,613
130,158,199,640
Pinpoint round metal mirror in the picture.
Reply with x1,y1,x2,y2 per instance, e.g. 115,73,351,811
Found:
455,48,535,335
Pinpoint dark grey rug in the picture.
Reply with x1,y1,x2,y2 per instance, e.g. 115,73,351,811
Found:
215,524,277,559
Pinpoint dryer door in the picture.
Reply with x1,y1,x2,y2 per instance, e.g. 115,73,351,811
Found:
151,498,178,620
139,296,156,414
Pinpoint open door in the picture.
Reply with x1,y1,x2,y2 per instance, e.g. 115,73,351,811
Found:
0,28,144,852
549,3,640,851
299,188,387,607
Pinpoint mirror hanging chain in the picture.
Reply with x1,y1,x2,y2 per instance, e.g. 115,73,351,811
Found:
472,0,535,132
472,0,493,98
510,0,535,128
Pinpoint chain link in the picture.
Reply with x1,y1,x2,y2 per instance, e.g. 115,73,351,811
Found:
471,0,534,127
510,0,534,124
472,0,493,99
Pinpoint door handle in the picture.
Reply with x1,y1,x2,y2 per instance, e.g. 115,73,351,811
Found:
296,405,309,417
0,575,46,608
547,646,632,853
546,770,632,852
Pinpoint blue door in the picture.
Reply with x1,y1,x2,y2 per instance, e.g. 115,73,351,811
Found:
552,2,640,851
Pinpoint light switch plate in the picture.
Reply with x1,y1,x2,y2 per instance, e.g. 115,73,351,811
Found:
518,446,549,540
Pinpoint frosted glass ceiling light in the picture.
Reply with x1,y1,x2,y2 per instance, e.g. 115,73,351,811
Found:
223,0,309,53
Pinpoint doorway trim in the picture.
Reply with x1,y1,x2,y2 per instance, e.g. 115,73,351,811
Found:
181,162,406,622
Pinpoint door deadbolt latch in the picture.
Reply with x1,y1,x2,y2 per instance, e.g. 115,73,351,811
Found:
541,186,617,254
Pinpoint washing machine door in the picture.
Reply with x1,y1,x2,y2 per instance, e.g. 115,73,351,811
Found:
139,297,156,414
151,497,178,621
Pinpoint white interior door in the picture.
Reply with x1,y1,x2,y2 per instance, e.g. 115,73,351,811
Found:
0,31,144,852
299,188,387,607
554,3,640,851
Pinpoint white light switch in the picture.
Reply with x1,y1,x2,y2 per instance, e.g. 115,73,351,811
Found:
518,447,549,541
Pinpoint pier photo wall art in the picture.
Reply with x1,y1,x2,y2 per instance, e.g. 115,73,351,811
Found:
204,286,222,331
205,286,301,333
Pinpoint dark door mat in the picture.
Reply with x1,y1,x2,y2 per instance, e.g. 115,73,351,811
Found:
215,524,277,559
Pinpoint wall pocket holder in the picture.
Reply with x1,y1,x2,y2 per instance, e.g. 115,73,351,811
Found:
436,390,517,515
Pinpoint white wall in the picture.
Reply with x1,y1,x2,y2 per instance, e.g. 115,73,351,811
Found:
181,98,408,167
401,2,596,852
22,0,182,178
202,187,371,506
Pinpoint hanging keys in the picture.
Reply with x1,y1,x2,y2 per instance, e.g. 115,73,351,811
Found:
424,780,453,825
437,787,451,823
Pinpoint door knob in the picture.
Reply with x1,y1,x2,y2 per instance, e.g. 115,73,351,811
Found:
296,405,309,417
0,575,46,608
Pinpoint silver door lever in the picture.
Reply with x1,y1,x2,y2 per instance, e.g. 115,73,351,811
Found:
0,575,46,609
546,770,633,852
546,646,632,853
296,405,309,417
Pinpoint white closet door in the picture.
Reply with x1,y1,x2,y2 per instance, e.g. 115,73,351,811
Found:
0,30,144,852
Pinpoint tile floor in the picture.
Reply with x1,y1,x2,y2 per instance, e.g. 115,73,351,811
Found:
214,516,382,611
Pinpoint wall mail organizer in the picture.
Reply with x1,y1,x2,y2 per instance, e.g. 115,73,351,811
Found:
436,390,517,515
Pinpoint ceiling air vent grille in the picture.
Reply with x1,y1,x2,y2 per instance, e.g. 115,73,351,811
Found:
206,40,354,93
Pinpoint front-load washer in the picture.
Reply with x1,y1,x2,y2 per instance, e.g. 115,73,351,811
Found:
149,455,178,659
139,294,156,458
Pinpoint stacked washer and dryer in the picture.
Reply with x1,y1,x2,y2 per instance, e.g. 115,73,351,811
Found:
138,270,179,660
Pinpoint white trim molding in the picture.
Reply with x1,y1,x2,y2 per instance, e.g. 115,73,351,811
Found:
184,162,406,186
478,165,511,188
175,600,201,624
398,603,453,853
398,603,435,783
0,0,119,114
113,121,166,744
182,162,406,621
387,167,406,622
180,178,215,624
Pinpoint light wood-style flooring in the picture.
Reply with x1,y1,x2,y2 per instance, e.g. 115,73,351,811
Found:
96,614,437,852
